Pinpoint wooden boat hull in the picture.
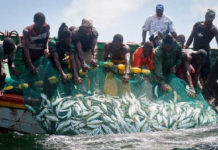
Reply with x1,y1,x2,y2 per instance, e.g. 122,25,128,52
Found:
0,94,45,134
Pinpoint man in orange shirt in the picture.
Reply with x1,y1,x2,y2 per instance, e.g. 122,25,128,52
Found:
133,41,154,70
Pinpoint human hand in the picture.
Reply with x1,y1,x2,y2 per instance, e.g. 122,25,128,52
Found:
123,74,130,83
82,63,90,72
61,73,69,83
186,86,196,98
74,77,83,84
197,82,203,90
161,82,170,92
44,49,50,58
30,66,38,74
91,58,98,67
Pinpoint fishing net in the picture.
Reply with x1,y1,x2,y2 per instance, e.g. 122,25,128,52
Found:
5,57,217,135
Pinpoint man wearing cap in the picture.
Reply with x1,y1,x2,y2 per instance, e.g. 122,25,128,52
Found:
72,18,98,71
142,4,177,45
154,34,182,92
185,9,218,81
133,41,155,70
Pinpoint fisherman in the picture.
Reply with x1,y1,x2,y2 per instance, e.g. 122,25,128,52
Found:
142,4,177,45
72,18,98,71
132,41,155,71
176,49,207,98
154,34,182,92
0,38,18,94
49,23,82,84
23,12,50,74
103,34,130,82
185,9,218,81
202,56,218,106
176,34,186,48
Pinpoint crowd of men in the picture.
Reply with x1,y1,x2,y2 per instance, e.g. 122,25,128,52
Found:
0,4,218,106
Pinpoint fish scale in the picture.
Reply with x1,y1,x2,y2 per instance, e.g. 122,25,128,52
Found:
28,91,217,135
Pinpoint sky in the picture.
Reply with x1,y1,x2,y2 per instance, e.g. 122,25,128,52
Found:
0,0,218,48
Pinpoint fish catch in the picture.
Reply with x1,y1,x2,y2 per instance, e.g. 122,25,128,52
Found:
26,92,217,135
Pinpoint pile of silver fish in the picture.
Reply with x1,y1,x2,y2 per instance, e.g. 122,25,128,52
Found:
25,91,217,135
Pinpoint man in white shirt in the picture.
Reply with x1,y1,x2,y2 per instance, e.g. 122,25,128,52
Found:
142,4,177,45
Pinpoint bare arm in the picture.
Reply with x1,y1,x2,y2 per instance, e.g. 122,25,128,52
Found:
171,32,177,39
91,38,98,66
123,46,131,82
91,38,97,57
185,27,195,49
195,65,202,89
51,52,65,77
69,53,79,79
8,60,18,75
103,44,110,61
142,17,150,44
76,42,87,67
8,60,14,69
44,32,50,58
23,30,36,72
125,52,131,75
142,30,147,44
184,54,194,88
45,31,50,49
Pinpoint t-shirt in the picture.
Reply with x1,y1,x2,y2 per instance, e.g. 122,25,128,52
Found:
193,21,217,51
0,41,17,62
49,38,76,61
142,14,175,36
72,27,98,51
23,23,50,61
132,47,154,70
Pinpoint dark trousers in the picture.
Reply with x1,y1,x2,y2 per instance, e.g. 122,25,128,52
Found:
202,56,218,104
201,51,211,80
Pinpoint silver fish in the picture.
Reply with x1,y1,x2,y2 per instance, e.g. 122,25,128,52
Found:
26,105,36,114
45,114,59,122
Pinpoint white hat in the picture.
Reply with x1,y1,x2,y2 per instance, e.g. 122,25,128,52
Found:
81,18,93,27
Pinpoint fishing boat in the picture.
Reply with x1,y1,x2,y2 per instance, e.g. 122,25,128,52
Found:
0,32,217,134
0,94,46,133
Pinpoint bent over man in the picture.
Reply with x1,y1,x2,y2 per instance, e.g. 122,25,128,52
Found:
72,18,98,71
176,49,207,98
23,12,50,74
154,34,182,92
103,34,130,82
49,23,82,84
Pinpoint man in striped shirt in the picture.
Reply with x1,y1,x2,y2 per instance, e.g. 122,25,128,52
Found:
23,12,50,74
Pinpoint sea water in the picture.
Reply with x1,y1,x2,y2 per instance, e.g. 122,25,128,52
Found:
0,124,217,150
